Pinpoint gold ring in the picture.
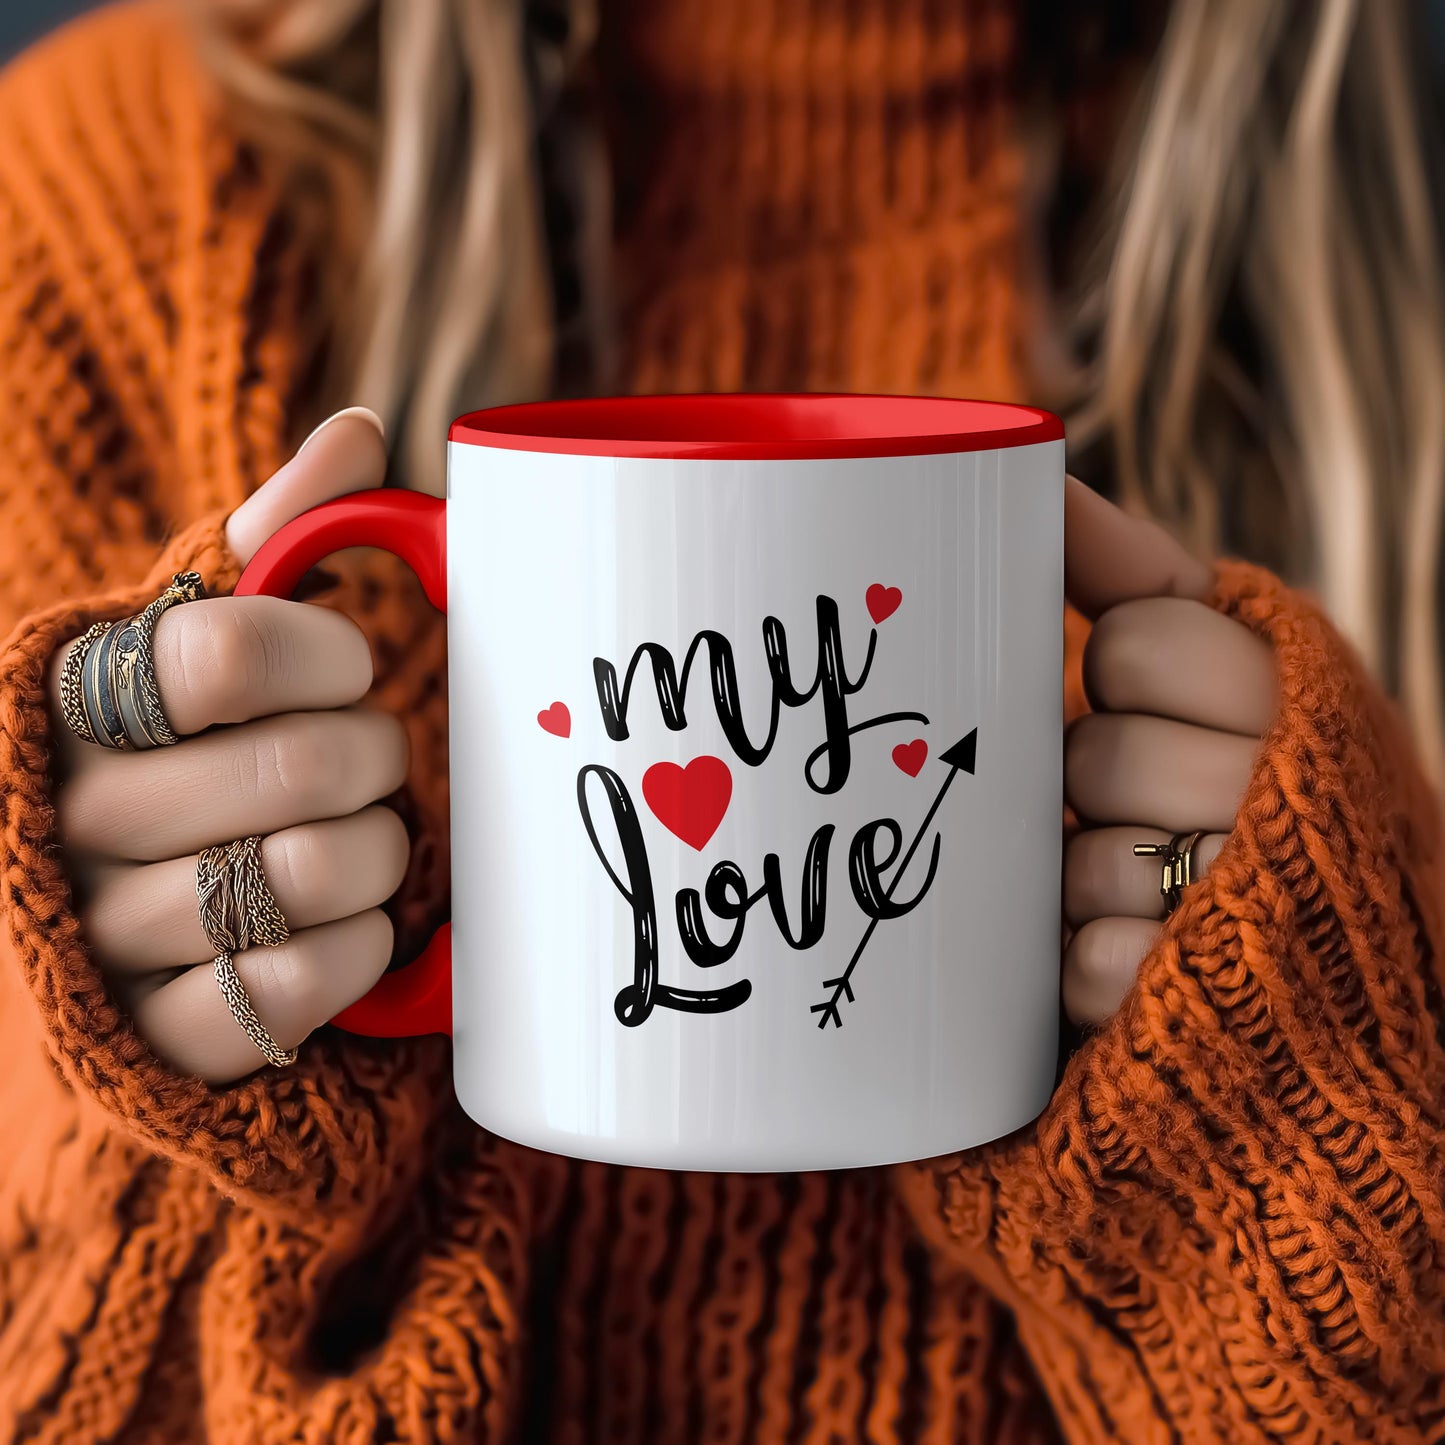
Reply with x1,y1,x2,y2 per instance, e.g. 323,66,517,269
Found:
213,950,298,1069
196,835,292,955
1132,831,1206,914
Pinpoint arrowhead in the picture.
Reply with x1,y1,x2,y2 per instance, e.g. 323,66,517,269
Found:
938,728,978,775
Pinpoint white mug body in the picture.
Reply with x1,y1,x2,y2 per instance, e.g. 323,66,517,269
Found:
445,399,1063,1171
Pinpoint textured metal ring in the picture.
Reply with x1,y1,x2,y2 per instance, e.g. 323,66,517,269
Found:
213,950,298,1069
1132,830,1206,915
58,620,112,746
127,570,206,746
110,615,164,749
196,835,292,956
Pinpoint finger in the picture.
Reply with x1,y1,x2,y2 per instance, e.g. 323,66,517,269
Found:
225,407,387,566
1064,712,1255,833
1084,597,1276,735
1064,476,1213,619
1064,826,1228,926
125,909,393,1083
48,595,374,752
1063,917,1159,1025
82,806,410,975
59,707,409,861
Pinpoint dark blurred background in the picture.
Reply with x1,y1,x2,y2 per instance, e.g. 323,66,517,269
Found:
2,0,96,59
5,0,1445,65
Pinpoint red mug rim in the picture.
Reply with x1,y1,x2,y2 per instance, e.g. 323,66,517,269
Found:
448,392,1063,461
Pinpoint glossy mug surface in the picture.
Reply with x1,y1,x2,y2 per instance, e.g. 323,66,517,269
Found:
236,393,1064,1171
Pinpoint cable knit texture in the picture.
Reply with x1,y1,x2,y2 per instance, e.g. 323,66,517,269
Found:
1,4,1443,1442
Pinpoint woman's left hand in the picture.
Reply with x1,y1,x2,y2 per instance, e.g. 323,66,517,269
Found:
1061,478,1278,1027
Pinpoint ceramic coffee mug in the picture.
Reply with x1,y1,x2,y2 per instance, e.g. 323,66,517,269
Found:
235,393,1064,1171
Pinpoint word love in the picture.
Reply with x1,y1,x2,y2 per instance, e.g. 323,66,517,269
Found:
580,752,947,1027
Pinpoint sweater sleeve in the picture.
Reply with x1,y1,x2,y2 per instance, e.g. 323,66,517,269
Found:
0,10,471,1223
895,561,1445,1443
0,514,466,1219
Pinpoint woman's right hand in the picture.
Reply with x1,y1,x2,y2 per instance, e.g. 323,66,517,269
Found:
45,408,411,1084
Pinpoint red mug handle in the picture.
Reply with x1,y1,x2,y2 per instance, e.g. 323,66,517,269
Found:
234,489,452,1037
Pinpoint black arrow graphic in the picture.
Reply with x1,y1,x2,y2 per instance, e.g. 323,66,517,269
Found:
811,728,978,1029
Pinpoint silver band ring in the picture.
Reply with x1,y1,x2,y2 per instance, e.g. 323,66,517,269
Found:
80,617,125,748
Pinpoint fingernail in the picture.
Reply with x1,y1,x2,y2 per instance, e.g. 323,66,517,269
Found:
297,405,386,457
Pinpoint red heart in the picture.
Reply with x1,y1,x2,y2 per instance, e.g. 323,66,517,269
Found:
866,583,902,624
892,739,928,777
537,701,571,738
642,756,733,851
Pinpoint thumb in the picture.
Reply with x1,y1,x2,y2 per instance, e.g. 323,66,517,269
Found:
1064,474,1213,620
225,406,388,566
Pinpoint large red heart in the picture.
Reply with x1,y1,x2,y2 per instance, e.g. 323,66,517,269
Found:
537,701,571,738
642,756,733,851
892,739,928,777
866,583,902,624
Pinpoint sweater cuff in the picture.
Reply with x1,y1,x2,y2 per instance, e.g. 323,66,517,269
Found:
0,511,450,1212
895,561,1445,1435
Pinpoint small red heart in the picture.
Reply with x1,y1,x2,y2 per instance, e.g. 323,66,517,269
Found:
892,739,928,777
537,701,571,738
642,755,733,851
866,583,902,624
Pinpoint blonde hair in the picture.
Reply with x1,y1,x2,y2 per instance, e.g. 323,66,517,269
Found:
1069,0,1445,773
190,0,1445,768
186,0,572,495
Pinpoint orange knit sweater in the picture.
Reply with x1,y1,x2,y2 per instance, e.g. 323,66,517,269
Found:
2,6,1445,1443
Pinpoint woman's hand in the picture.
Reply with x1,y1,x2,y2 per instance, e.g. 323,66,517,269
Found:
1062,478,1278,1027
46,409,409,1084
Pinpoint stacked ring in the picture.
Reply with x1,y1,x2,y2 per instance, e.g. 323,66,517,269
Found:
197,835,296,1068
197,835,292,953
59,571,206,750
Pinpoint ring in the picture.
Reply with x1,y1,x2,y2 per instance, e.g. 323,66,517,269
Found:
110,616,164,748
58,620,112,746
213,950,298,1069
80,617,126,749
1133,831,1206,915
196,835,292,955
121,570,206,747
200,836,295,1070
66,571,206,750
